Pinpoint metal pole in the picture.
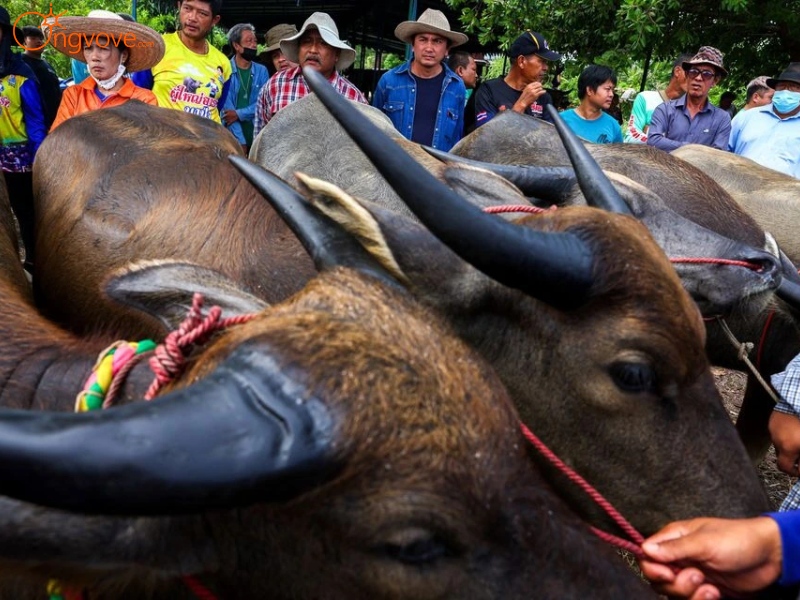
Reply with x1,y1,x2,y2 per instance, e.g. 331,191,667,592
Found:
405,0,417,62
131,0,137,21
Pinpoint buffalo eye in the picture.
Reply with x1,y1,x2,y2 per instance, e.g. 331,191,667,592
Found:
381,528,455,566
609,362,657,394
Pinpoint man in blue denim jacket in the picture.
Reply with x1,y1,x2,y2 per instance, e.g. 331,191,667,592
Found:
373,9,467,151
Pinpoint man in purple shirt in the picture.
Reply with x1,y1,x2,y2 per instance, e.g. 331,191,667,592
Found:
647,46,731,152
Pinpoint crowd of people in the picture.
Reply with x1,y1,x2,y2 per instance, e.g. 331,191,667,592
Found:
1,0,800,596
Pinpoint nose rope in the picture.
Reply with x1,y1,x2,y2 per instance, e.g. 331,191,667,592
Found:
483,205,769,272
518,422,646,557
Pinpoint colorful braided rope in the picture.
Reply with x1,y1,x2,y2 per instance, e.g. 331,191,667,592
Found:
74,340,156,413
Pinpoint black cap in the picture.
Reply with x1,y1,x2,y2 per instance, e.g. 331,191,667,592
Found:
508,31,561,61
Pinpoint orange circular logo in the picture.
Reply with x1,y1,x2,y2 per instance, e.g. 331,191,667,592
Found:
13,4,67,51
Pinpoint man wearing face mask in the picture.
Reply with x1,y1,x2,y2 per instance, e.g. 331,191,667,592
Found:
221,23,269,153
729,63,800,179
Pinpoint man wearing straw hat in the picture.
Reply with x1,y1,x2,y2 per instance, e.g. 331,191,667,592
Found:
137,0,230,124
373,8,468,151
47,10,164,131
253,12,366,136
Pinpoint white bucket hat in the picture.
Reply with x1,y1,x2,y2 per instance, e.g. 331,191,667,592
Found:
46,10,165,73
394,9,468,48
280,12,356,72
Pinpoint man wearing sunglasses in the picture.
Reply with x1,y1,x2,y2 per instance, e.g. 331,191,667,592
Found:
647,46,731,152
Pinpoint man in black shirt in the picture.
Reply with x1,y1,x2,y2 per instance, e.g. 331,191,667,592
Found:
474,30,561,127
20,27,61,130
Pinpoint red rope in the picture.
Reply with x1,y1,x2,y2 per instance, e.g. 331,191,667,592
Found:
519,422,646,559
182,575,219,600
756,310,776,371
483,204,553,215
670,257,764,270
144,293,257,400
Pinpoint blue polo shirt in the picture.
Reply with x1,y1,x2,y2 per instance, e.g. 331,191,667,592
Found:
646,94,731,152
729,104,800,178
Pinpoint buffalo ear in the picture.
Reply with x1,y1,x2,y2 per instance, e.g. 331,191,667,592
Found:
105,260,268,330
294,172,409,285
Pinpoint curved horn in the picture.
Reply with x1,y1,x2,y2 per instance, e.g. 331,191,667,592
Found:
0,345,340,515
230,155,402,290
545,105,632,215
777,279,800,309
302,67,594,309
422,145,577,203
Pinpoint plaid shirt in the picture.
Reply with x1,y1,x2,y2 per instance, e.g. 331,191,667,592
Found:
771,353,800,511
253,66,367,135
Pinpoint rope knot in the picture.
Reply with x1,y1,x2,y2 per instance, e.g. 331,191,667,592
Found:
145,294,238,400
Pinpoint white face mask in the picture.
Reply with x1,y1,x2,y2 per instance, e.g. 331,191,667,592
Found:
92,63,127,91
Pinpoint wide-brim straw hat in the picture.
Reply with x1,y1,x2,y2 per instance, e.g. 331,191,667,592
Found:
682,45,727,78
766,63,800,90
395,9,467,48
265,23,298,53
47,10,165,73
280,12,355,72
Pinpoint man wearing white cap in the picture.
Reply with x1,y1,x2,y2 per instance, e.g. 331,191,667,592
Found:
253,12,366,135
373,9,468,151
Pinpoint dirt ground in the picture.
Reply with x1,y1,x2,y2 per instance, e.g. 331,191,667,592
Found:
713,367,795,509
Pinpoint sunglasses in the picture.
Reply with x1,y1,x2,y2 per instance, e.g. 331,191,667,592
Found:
687,68,716,81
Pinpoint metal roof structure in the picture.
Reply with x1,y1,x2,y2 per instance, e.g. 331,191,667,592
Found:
217,0,494,56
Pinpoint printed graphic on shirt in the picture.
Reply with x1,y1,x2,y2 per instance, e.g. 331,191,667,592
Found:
152,32,231,123
0,73,34,172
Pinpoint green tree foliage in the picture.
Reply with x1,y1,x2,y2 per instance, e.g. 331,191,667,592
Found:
5,0,225,78
446,0,800,91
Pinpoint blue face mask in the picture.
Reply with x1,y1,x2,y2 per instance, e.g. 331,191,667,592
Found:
772,89,800,113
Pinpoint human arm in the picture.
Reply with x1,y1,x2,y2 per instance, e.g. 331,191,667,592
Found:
710,114,731,151
769,353,800,475
132,70,153,90
49,87,78,132
19,78,46,151
639,516,783,599
646,103,684,152
624,94,650,143
371,77,386,110
473,82,496,127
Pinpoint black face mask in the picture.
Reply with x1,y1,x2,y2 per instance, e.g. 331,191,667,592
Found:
240,47,258,62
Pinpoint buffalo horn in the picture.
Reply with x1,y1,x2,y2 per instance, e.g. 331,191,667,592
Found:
0,345,339,515
545,105,632,215
302,67,594,309
422,145,577,203
230,156,402,290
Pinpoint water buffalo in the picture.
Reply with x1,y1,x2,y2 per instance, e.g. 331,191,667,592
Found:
439,109,800,460
31,95,770,538
672,144,800,266
0,178,658,598
254,95,781,318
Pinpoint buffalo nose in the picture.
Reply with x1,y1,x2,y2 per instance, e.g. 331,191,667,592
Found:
742,249,780,280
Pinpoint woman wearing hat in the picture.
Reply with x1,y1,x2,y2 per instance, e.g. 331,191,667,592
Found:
0,5,46,270
49,10,165,131
260,23,298,76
